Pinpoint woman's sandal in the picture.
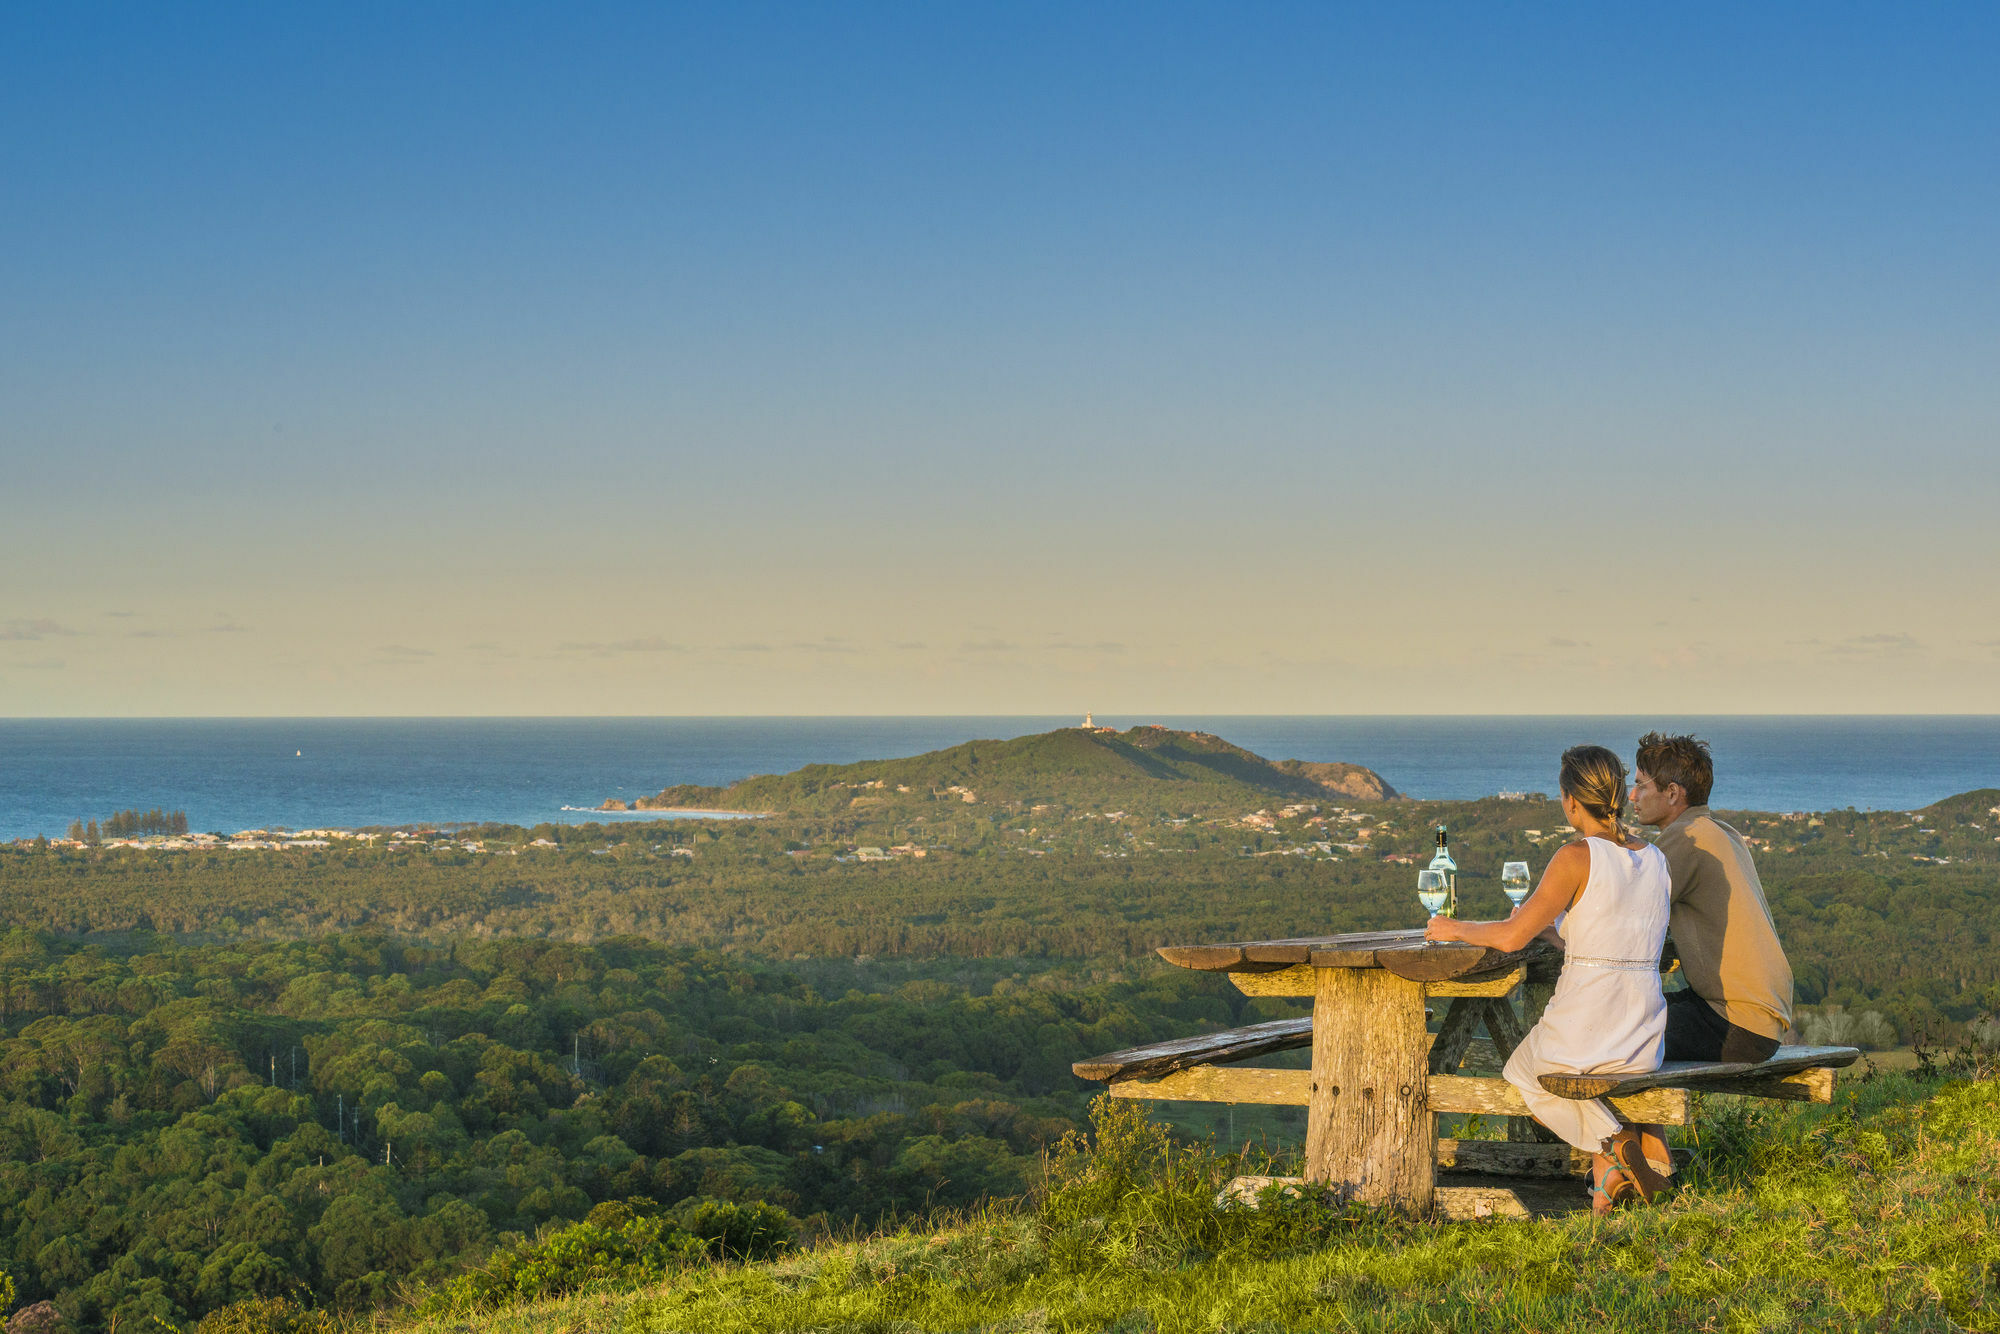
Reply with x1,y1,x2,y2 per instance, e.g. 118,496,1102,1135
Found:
1590,1159,1636,1214
1610,1129,1673,1204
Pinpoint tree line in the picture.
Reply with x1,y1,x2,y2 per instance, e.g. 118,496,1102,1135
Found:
65,808,190,842
2,802,1995,1039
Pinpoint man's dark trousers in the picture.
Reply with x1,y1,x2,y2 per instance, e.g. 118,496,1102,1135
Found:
1663,990,1781,1063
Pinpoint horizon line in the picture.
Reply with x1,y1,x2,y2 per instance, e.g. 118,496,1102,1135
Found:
5,713,2000,723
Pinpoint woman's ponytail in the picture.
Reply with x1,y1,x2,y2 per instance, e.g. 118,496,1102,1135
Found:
1560,745,1628,841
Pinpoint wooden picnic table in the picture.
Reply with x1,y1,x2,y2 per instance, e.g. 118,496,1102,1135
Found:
1151,927,1559,1214
1085,928,1857,1218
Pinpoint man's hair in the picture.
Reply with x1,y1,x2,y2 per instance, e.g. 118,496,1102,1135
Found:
1636,732,1713,806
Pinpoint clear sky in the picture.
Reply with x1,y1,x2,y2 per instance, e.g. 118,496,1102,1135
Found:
3,4,1995,715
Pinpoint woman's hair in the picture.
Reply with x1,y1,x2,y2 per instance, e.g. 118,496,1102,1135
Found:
1560,744,1628,841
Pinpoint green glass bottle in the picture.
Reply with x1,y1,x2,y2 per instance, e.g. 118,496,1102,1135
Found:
1427,825,1458,917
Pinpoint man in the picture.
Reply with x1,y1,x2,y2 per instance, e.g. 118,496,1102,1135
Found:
1630,731,1795,1063
1618,732,1797,1187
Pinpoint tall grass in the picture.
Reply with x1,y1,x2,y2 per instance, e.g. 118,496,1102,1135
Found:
374,1070,1999,1334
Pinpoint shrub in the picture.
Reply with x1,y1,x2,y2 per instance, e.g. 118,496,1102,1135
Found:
671,1198,798,1261
418,1197,796,1316
1794,1003,1898,1049
191,1297,337,1334
6,1302,66,1334
1038,1094,1371,1276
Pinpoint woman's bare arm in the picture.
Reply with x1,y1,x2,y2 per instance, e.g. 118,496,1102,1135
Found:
1423,842,1588,952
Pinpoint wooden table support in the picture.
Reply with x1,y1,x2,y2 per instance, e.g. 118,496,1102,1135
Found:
1306,964,1433,1212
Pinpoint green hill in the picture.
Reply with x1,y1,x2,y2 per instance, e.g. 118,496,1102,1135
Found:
370,1070,1998,1334
1922,787,2000,821
631,725,1399,816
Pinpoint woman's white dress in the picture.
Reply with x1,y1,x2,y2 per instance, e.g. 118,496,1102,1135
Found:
1502,835,1672,1153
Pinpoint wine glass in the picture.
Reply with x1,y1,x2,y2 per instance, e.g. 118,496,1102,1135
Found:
1501,861,1532,910
1417,869,1448,917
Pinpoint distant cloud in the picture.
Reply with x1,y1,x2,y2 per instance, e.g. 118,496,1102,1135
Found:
892,641,928,651
377,644,435,659
1045,640,1127,654
1546,637,1590,649
1825,633,1920,656
205,619,251,633
11,657,66,670
0,618,79,641
465,640,521,663
103,610,137,619
556,637,690,657
126,629,174,639
724,642,776,653
792,637,858,654
960,639,1016,653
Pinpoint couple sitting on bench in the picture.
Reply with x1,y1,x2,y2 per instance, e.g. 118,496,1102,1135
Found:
1424,733,1793,1214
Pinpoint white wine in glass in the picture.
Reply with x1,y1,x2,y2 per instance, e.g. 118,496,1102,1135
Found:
1501,861,1533,909
1417,869,1448,917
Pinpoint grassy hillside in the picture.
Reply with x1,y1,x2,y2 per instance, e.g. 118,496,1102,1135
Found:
634,726,1399,815
364,1068,2000,1334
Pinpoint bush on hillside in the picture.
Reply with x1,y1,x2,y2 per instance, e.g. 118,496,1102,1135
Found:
1038,1095,1375,1275
6,1302,67,1334
1793,1003,1899,1049
418,1197,797,1316
670,1197,799,1261
192,1296,337,1334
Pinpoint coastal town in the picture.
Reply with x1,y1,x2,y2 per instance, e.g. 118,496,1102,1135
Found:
26,796,2000,870
41,827,538,854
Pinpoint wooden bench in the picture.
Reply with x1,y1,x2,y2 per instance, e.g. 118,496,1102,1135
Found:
1539,1044,1862,1106
1074,1014,1722,1128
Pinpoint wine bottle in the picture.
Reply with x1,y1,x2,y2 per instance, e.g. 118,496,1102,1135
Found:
1428,825,1458,917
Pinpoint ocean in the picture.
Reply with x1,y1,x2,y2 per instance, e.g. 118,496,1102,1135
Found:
2,716,1996,842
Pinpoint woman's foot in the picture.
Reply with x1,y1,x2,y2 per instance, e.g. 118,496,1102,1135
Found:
1634,1124,1674,1178
1589,1154,1635,1215
1610,1128,1673,1203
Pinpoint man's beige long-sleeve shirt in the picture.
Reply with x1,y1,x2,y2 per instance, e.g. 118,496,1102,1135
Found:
1655,806,1794,1040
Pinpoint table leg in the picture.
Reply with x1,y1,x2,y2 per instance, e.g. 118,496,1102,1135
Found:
1475,994,1541,1144
1426,997,1484,1075
1307,966,1433,1214
1513,980,1562,1144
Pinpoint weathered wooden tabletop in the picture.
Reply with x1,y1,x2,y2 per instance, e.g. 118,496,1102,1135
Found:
1157,927,1562,981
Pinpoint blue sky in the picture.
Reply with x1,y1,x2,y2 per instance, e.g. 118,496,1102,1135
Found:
3,4,1996,714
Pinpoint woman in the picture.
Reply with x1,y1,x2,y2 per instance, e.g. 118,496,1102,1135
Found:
1424,744,1672,1212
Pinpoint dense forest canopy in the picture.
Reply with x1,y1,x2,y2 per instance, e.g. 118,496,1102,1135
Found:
6,788,1995,1032
0,932,1282,1330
